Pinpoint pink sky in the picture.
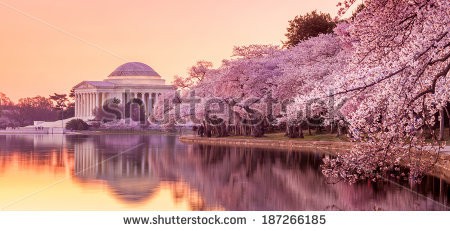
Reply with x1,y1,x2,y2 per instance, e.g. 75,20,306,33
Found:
0,0,349,102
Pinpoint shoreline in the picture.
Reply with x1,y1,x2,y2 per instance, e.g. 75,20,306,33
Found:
179,135,450,182
179,135,354,154
0,128,193,136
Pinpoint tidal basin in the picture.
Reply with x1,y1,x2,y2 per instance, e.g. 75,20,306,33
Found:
0,134,449,211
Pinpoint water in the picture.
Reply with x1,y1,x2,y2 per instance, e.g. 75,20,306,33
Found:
0,134,449,211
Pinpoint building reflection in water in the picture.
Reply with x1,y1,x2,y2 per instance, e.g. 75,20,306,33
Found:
0,134,449,210
74,135,159,203
70,134,216,210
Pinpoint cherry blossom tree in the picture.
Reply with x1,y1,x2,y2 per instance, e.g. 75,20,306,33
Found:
173,61,213,89
167,45,284,137
167,36,350,138
276,33,351,137
322,0,450,183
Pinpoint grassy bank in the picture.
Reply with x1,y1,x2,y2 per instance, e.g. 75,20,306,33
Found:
179,132,353,154
223,132,349,142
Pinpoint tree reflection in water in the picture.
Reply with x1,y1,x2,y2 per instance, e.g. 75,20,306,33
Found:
179,144,449,210
0,134,448,211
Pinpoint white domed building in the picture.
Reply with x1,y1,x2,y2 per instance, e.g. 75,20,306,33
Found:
73,62,175,119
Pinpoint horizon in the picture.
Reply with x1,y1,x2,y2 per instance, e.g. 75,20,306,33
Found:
0,0,354,102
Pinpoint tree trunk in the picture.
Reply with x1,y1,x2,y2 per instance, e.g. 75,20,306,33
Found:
337,122,342,137
439,108,445,141
252,124,264,137
285,122,289,137
205,123,212,137
445,107,450,137
287,125,297,138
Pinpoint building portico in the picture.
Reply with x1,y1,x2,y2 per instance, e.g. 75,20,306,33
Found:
73,62,174,119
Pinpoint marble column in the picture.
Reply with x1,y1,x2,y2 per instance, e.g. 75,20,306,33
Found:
96,93,99,111
148,93,152,115
77,94,80,117
86,93,89,117
84,93,87,117
97,92,102,110
75,94,78,117
85,93,88,117
94,92,99,112
78,94,81,117
90,93,94,117
151,93,156,111
81,94,85,117
92,93,95,111
91,93,95,117
144,93,149,115
83,93,86,117
88,93,92,117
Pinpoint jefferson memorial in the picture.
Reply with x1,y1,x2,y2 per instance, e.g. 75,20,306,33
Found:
73,62,175,119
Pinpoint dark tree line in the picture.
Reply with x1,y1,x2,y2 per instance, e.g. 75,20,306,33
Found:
283,10,336,48
0,92,75,128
